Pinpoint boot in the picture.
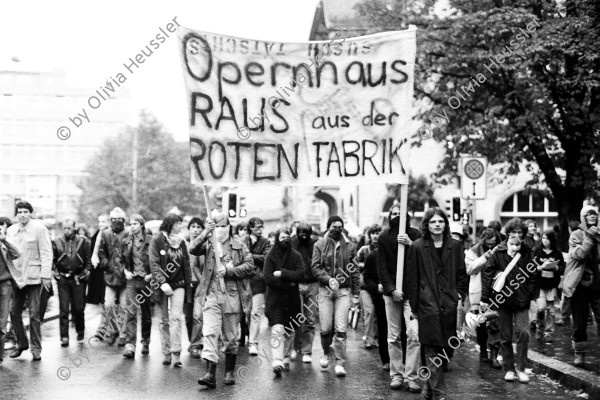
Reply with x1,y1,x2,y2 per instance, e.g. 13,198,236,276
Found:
573,341,586,367
198,360,217,389
224,354,237,385
490,348,502,370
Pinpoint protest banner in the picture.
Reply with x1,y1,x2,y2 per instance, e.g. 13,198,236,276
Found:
178,27,416,187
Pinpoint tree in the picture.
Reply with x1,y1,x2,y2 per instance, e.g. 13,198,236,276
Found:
78,111,207,225
386,174,438,213
356,0,600,247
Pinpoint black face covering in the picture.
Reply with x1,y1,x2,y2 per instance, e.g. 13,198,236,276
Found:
297,230,311,245
111,219,125,233
390,216,400,228
329,230,342,240
280,239,291,249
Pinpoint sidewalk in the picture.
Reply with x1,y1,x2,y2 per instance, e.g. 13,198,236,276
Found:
528,316,600,399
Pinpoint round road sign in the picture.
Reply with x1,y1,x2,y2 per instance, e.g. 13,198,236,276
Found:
464,159,485,179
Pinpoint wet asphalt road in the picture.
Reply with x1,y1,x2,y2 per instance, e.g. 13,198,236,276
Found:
0,304,584,400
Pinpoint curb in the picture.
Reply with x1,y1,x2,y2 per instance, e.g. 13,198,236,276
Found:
529,349,600,400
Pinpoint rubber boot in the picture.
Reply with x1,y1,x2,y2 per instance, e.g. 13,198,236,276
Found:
490,348,502,370
224,354,237,385
198,360,217,389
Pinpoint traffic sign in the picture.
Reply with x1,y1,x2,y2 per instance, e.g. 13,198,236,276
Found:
460,156,487,199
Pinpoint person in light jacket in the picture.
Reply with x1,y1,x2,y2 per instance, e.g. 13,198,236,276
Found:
0,217,21,365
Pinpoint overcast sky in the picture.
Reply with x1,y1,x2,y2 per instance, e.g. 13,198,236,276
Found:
0,0,320,141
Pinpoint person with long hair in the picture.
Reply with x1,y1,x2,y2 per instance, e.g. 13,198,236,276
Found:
263,228,305,377
481,218,536,384
192,211,255,388
465,227,502,368
185,217,205,358
406,208,468,398
562,205,600,367
533,230,565,343
357,224,382,350
149,213,193,368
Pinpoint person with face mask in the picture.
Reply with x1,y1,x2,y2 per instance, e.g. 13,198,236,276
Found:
264,228,306,376
290,223,318,363
562,205,600,367
94,207,130,346
52,219,91,347
481,229,535,384
244,217,272,356
465,227,502,368
311,215,360,378
376,205,422,391
87,213,109,306
190,211,255,389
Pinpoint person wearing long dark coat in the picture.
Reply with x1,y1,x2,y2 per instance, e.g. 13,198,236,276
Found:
406,208,468,400
264,228,305,377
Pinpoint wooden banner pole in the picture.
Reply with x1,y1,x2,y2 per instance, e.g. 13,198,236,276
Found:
396,183,409,297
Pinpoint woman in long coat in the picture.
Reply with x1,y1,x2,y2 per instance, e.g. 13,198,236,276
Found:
406,208,468,399
264,228,305,377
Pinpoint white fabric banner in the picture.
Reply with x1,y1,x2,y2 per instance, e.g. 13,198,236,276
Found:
179,27,416,186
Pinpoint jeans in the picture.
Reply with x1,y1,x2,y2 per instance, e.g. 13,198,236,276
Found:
249,292,265,347
384,296,420,381
487,318,500,350
0,280,14,360
123,277,153,349
57,277,85,339
10,284,42,355
498,307,529,372
270,324,295,368
318,286,351,366
202,290,241,363
536,289,556,336
360,289,377,345
371,291,390,364
298,282,318,355
97,285,126,339
423,345,446,399
159,288,185,355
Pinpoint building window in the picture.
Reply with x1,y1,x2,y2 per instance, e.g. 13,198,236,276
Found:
500,190,558,230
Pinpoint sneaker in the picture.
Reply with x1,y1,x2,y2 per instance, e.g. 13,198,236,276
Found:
334,365,346,377
390,376,403,390
382,363,390,371
172,352,182,368
117,337,126,347
123,349,135,359
504,371,516,382
32,354,41,362
302,354,312,363
61,337,69,347
248,344,258,356
319,354,329,368
516,369,529,383
273,365,283,378
3,341,15,351
76,332,84,343
290,349,298,360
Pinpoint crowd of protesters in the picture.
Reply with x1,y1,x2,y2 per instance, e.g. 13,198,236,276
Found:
1,200,600,399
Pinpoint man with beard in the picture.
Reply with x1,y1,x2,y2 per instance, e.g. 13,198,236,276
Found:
95,207,130,345
7,201,52,361
53,219,91,347
290,223,318,363
377,204,422,392
245,217,271,356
